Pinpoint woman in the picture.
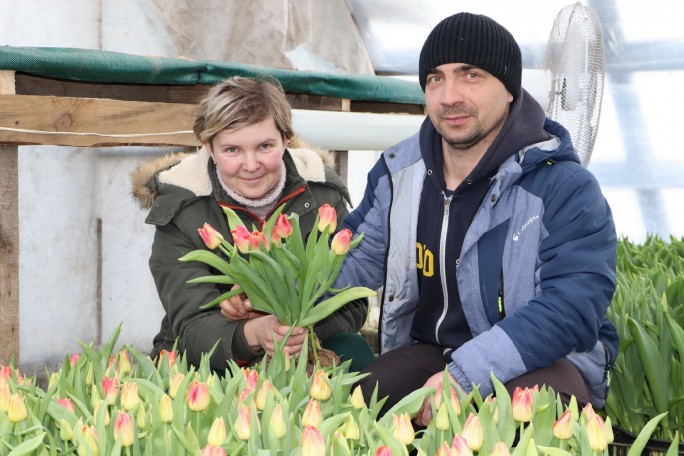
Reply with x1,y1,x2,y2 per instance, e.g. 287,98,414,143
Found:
132,76,373,372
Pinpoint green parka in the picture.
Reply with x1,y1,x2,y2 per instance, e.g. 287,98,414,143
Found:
132,146,368,370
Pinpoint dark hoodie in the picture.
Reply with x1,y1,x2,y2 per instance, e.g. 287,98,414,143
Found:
411,89,550,353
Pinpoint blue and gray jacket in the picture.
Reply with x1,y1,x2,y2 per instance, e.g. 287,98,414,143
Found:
337,90,618,407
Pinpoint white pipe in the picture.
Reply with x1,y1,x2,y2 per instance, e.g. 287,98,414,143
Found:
292,69,551,152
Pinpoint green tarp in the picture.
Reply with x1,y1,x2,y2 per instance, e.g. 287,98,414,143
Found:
0,46,425,105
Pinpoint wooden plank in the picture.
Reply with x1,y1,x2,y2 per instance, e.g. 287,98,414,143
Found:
14,73,424,114
0,94,200,147
0,71,19,365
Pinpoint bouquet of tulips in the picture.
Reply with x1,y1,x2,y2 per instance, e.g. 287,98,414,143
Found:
179,203,376,365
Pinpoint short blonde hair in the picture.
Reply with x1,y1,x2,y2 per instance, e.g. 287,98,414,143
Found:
193,76,295,144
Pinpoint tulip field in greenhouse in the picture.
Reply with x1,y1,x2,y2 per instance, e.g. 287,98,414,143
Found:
0,236,682,455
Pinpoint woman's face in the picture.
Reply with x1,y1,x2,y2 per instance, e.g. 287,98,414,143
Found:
206,116,287,200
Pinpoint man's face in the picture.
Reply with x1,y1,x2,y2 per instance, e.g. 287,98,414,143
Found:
424,62,513,153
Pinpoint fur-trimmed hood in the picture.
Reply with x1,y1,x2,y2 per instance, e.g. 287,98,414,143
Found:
131,146,337,210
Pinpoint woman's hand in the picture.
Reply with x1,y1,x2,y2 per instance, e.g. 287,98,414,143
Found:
219,285,266,321
413,370,464,427
243,315,308,356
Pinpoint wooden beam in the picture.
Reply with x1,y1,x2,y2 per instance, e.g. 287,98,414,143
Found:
0,71,19,365
0,94,200,147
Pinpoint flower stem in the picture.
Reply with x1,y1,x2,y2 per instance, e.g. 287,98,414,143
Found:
308,326,319,366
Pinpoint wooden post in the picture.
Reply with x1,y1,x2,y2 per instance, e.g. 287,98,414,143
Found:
0,71,19,365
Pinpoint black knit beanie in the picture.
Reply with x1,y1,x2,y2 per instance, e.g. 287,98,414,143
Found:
418,12,522,99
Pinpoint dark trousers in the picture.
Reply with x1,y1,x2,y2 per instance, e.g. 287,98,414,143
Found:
356,343,591,417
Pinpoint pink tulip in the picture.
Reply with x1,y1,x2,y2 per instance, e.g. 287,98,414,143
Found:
436,441,453,456
0,366,12,385
511,386,534,422
201,446,227,456
198,223,224,249
375,446,393,456
331,229,352,255
102,375,119,405
157,349,177,369
187,379,210,412
317,204,337,233
56,398,76,413
114,412,135,447
79,424,99,456
231,225,252,254
302,399,322,427
244,368,258,392
553,409,573,440
301,426,325,456
234,404,251,440
69,354,80,367
451,435,473,456
274,214,293,240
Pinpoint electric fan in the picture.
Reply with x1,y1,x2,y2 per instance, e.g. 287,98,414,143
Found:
543,2,605,167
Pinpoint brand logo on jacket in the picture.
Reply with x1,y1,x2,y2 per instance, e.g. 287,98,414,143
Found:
512,215,540,241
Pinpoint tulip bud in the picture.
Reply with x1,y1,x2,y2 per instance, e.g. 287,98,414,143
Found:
70,354,80,367
159,393,174,423
435,402,450,431
605,416,614,444
231,225,252,253
244,368,258,391
101,375,119,405
136,404,147,430
117,350,132,376
7,394,27,422
255,380,273,411
434,381,444,409
274,214,293,240
511,386,534,422
94,399,110,426
375,446,393,456
157,349,177,369
59,418,74,441
57,398,76,414
84,362,94,386
201,446,227,456
487,397,497,423
302,399,322,427
207,417,227,447
331,430,351,456
462,413,483,451
169,373,185,399
392,413,414,445
269,404,287,439
198,223,224,249
187,380,210,412
342,414,360,441
48,372,61,391
301,425,325,456
0,366,12,385
310,370,331,401
114,412,135,447
451,434,474,456
78,424,99,456
120,382,140,411
553,409,573,440
331,229,352,255
250,230,269,251
586,412,608,451
317,204,337,233
350,386,365,410
234,404,251,440
435,441,452,456
0,384,11,412
490,441,511,456
450,387,461,416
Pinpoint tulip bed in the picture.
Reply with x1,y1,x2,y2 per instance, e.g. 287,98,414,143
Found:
0,323,674,456
604,236,684,452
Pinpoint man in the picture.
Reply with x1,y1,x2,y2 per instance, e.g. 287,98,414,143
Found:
335,12,618,423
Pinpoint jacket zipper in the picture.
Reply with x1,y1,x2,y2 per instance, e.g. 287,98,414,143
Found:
435,192,453,344
498,266,505,320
